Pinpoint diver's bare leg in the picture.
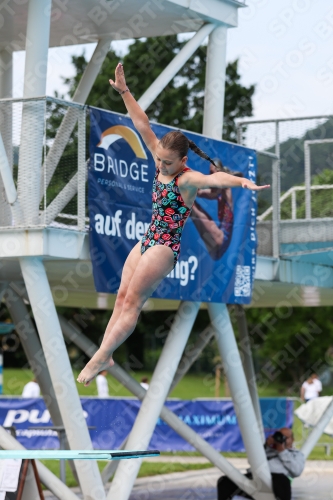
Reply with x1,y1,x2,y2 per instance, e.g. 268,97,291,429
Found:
100,242,142,347
77,245,174,386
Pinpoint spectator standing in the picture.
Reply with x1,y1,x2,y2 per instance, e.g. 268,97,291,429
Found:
311,373,322,396
140,377,149,391
301,374,321,402
96,370,109,397
22,379,40,398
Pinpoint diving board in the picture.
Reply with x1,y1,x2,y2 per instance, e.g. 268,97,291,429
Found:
0,450,160,460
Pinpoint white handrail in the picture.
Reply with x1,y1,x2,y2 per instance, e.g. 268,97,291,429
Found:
258,184,333,221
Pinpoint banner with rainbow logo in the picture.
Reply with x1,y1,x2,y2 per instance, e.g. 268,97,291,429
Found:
88,107,258,304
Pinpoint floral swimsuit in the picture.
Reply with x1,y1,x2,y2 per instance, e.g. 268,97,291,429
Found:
141,167,192,266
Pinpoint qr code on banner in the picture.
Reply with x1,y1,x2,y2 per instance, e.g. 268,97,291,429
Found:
234,265,251,297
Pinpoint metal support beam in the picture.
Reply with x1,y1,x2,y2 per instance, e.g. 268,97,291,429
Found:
4,286,63,423
203,25,228,139
0,133,23,223
208,303,273,499
235,305,265,442
169,323,215,394
291,190,296,220
58,313,256,498
199,27,267,495
0,50,12,99
0,49,13,226
40,39,111,196
0,426,80,500
101,438,127,485
77,110,86,231
272,122,280,258
0,283,8,301
300,399,333,459
137,24,215,112
304,139,333,221
304,141,311,219
20,257,105,500
40,172,78,225
237,123,243,145
108,301,200,500
4,285,79,482
16,0,52,225
0,134,16,204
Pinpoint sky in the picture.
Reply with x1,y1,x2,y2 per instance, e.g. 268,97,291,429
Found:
12,0,333,124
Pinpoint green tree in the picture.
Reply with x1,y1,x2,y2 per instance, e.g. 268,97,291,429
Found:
62,36,255,142
309,168,333,218
278,168,333,220
244,306,333,391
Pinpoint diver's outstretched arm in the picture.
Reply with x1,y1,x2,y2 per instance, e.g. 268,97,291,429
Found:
109,63,158,155
182,170,270,191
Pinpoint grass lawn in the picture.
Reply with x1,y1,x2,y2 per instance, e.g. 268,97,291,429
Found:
3,368,290,399
40,460,215,488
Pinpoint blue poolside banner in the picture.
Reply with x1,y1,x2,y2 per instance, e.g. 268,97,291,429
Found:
88,107,258,303
0,398,293,452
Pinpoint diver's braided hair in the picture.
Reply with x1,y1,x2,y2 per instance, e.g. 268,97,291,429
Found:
187,139,219,169
159,131,223,170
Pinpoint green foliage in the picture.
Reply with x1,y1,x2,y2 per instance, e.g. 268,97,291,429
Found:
278,168,333,220
244,306,333,389
256,118,333,210
308,168,333,218
312,167,333,185
4,300,333,389
62,36,255,142
43,98,80,216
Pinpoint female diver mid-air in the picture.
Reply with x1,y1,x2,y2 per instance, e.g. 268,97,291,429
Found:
77,63,270,386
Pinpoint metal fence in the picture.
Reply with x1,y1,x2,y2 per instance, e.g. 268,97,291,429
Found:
237,115,333,220
2,98,333,260
0,96,87,231
237,115,333,257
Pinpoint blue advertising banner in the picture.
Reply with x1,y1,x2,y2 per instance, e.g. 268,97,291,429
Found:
0,398,293,452
88,107,258,304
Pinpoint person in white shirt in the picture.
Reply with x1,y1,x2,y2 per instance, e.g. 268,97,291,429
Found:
140,377,149,391
312,373,322,395
22,379,40,398
301,374,322,402
96,370,109,397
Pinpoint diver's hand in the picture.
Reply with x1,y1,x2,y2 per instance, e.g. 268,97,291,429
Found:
242,179,270,191
109,63,128,93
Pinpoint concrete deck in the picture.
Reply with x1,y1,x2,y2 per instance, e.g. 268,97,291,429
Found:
43,459,333,499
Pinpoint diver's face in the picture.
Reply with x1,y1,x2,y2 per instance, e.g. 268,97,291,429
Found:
155,144,187,176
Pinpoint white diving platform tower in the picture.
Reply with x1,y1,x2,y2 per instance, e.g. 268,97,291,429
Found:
1,2,333,500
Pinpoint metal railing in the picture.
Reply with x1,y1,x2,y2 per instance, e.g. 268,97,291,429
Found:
2,98,333,262
237,114,333,257
0,96,87,231
259,185,333,221
304,138,333,219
